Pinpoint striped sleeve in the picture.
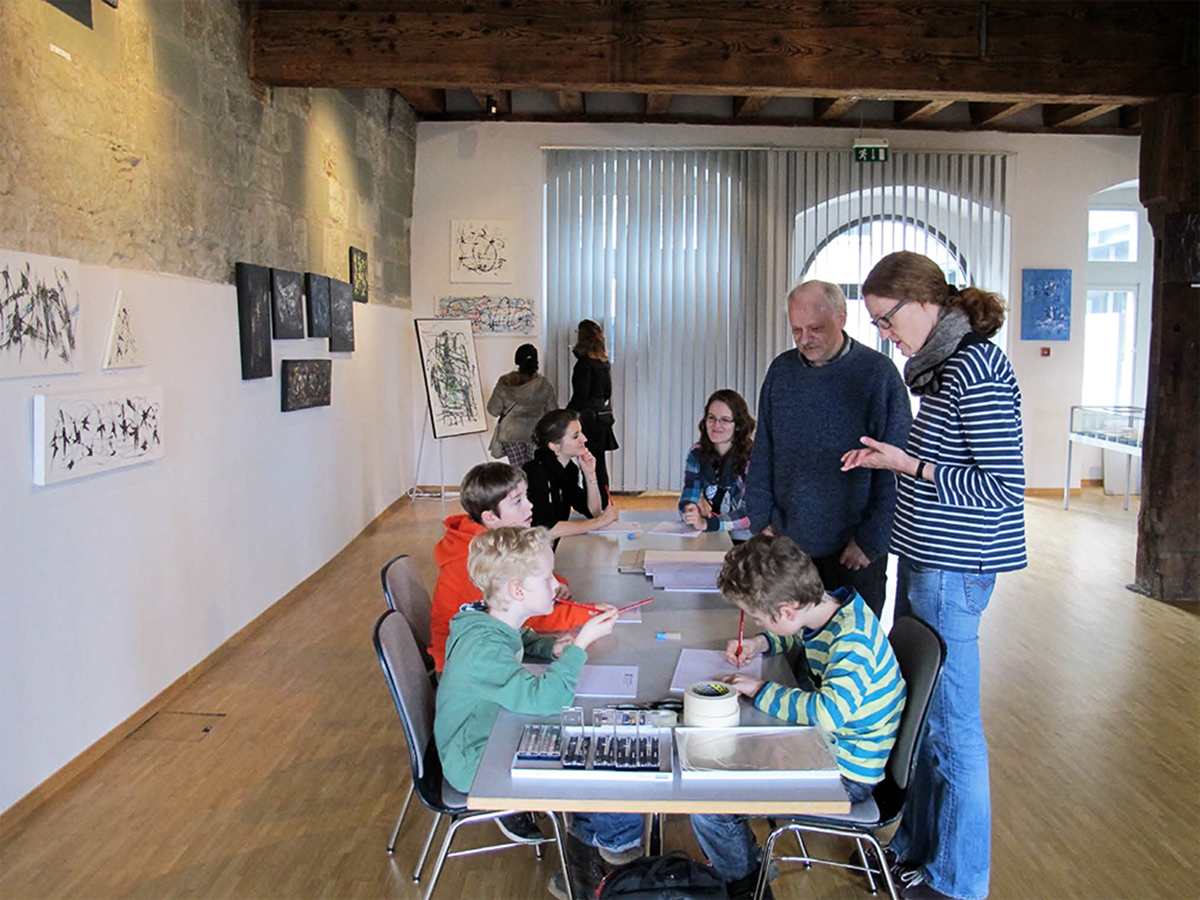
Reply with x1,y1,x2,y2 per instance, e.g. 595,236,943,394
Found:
678,447,703,516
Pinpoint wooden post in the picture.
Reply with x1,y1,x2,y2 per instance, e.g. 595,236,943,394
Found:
1135,94,1200,601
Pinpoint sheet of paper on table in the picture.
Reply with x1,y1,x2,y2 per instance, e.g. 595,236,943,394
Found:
616,606,642,624
651,562,723,592
575,664,639,698
668,648,762,693
649,520,704,537
589,521,644,536
675,726,841,780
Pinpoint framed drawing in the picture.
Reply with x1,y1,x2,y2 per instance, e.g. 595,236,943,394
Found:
1021,268,1071,341
103,289,143,369
436,294,536,335
0,248,81,380
33,386,164,485
305,273,331,338
235,262,272,379
281,359,332,412
270,268,305,339
349,246,368,303
329,277,355,352
450,219,514,283
414,318,487,438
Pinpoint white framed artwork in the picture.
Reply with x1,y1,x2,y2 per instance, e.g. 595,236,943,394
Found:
413,318,487,438
33,386,164,485
450,219,514,283
436,294,536,335
102,289,143,369
0,248,82,379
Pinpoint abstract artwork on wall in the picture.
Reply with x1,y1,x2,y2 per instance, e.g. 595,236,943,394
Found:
450,219,514,284
0,248,81,380
437,294,536,335
270,268,305,339
305,273,331,338
1020,268,1072,341
349,246,368,303
235,262,272,379
329,277,355,352
414,318,487,438
33,386,164,485
280,359,332,412
103,289,143,369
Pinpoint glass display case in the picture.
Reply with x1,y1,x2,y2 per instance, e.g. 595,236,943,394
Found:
1064,406,1144,510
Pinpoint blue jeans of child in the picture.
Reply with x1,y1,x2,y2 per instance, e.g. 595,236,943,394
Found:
690,778,875,882
569,812,644,854
889,557,996,900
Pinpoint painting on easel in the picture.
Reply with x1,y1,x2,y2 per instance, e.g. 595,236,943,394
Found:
413,318,486,438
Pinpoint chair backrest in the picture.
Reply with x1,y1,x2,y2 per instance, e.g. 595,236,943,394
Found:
381,554,433,661
885,616,947,791
373,608,437,783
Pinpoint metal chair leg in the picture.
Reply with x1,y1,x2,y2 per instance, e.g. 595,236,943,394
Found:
387,782,415,853
754,826,786,900
547,812,575,900
793,827,812,869
413,813,444,883
855,837,879,895
862,833,901,900
423,815,469,900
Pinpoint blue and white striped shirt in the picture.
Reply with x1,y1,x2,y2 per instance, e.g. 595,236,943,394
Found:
893,339,1026,572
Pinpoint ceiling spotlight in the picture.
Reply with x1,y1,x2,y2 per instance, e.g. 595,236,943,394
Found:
486,95,498,116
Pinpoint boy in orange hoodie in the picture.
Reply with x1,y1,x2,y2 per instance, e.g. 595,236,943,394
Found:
429,462,602,672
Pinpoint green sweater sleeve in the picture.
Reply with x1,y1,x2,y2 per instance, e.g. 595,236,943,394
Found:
477,637,586,716
521,628,560,661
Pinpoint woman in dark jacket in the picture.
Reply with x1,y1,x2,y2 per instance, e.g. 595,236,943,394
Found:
523,409,619,540
566,319,618,495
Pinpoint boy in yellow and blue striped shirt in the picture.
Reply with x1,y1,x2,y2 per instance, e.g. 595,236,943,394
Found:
690,534,906,899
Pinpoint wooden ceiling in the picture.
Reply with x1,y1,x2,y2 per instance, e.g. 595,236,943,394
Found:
249,1,1199,135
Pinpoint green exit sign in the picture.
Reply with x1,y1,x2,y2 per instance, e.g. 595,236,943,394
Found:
854,141,889,162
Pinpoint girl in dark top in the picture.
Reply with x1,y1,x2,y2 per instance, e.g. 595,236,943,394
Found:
566,319,618,495
679,389,755,542
523,409,619,540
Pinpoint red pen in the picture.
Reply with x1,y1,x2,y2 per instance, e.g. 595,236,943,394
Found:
556,597,602,614
736,609,745,659
617,597,654,613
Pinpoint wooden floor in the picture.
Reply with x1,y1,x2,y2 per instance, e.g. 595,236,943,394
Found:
2,490,1197,900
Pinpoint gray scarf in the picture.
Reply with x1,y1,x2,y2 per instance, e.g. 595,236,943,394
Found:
903,307,973,395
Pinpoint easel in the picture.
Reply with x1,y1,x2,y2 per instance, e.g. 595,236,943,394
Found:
408,404,491,516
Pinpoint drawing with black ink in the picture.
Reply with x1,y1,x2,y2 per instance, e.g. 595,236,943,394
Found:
103,291,143,369
0,250,81,379
33,387,166,485
450,219,514,283
413,318,487,438
437,294,536,334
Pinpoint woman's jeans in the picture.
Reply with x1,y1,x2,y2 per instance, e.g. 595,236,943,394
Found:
690,778,875,882
890,557,996,900
569,812,643,853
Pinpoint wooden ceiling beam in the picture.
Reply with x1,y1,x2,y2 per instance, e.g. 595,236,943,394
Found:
1119,106,1142,130
645,93,673,116
969,101,1034,126
396,87,445,117
814,96,858,121
469,89,511,115
1043,103,1122,128
249,2,1197,102
733,95,770,119
894,99,954,124
556,91,584,115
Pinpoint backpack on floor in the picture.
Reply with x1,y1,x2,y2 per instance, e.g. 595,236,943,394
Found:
596,851,729,899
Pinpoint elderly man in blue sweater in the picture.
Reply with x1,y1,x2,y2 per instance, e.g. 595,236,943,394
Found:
746,280,911,618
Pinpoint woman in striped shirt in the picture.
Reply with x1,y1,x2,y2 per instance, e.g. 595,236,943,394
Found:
841,251,1025,900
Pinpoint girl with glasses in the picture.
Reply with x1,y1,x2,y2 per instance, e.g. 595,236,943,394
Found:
679,390,756,542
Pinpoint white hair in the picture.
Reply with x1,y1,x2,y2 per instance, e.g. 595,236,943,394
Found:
787,280,847,316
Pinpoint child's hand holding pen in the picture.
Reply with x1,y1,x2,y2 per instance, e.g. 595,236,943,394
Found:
724,634,768,667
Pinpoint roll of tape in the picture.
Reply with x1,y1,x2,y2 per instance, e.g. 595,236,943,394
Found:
683,681,741,727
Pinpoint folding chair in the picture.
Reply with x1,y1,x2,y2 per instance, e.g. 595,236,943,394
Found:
372,609,572,900
754,615,947,900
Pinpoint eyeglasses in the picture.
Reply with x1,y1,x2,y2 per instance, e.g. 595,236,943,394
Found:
870,298,910,331
706,415,735,426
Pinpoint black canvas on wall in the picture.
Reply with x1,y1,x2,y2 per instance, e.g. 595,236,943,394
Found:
270,268,305,339
329,277,355,352
349,246,368,303
235,262,272,380
281,359,332,412
305,273,331,337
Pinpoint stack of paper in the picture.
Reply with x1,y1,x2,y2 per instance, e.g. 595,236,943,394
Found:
668,648,762,693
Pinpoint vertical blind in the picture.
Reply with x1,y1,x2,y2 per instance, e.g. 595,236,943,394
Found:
544,148,1010,492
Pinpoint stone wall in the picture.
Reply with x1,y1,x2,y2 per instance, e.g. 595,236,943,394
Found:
0,0,414,306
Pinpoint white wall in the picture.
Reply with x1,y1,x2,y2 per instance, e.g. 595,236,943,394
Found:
412,123,1139,489
0,264,413,812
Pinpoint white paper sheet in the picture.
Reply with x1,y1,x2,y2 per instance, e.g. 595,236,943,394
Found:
589,521,644,536
648,520,704,537
668,648,762,693
575,664,639,698
615,607,642,624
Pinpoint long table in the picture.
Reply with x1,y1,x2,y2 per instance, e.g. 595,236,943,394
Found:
467,510,849,816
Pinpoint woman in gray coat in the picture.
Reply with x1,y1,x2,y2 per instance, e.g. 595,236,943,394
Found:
487,343,558,467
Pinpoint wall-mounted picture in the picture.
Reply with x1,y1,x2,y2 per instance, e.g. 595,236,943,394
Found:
1021,268,1072,341
0,248,81,380
414,318,486,438
437,294,536,335
450,219,514,283
305,273,331,338
33,386,164,485
235,262,272,379
102,289,143,369
270,268,305,339
329,277,355,352
349,246,368,303
280,359,332,412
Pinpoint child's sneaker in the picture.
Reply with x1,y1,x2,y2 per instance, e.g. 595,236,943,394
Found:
597,845,642,867
495,812,543,843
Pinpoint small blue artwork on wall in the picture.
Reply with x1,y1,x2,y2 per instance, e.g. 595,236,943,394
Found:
1021,268,1071,341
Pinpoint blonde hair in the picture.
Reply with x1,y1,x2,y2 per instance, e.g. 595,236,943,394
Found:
716,534,825,618
467,526,552,607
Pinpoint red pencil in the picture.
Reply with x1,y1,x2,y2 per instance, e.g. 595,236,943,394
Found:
617,597,654,613
737,609,745,657
555,597,602,614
